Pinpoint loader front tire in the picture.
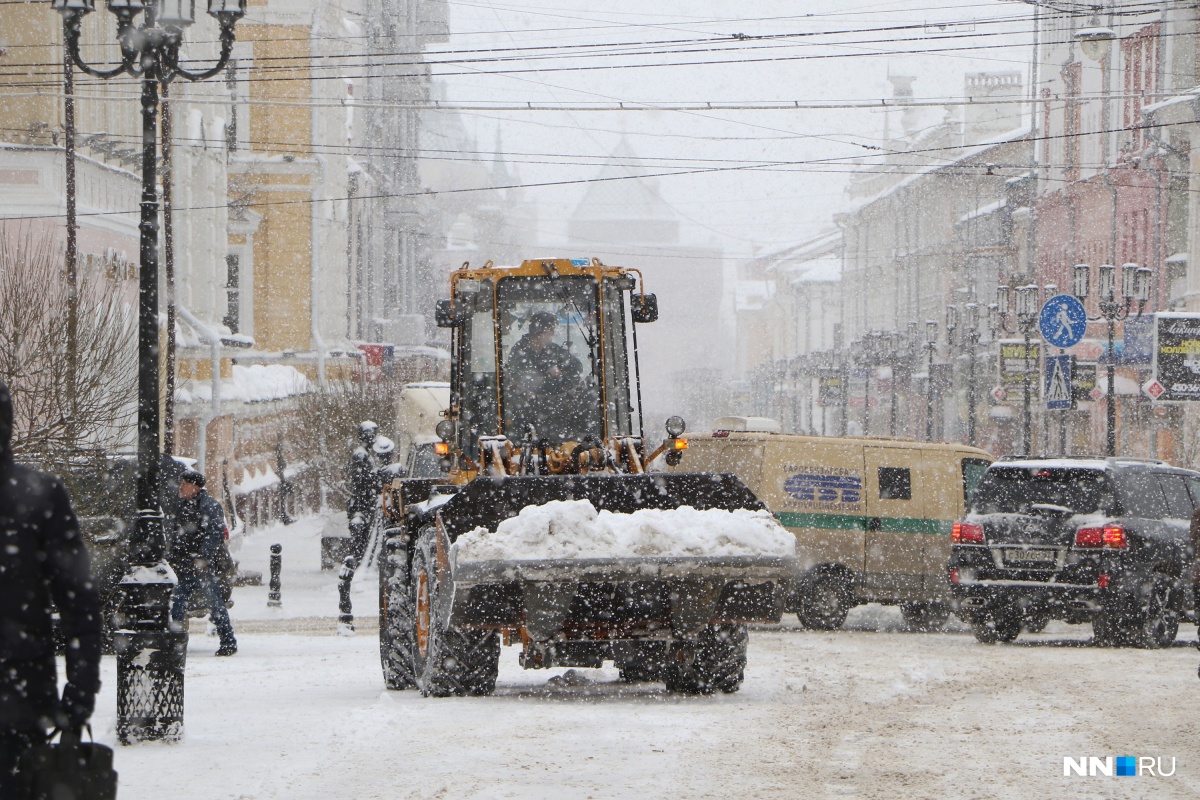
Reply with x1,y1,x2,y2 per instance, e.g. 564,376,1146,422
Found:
411,530,500,697
379,532,417,690
664,624,748,695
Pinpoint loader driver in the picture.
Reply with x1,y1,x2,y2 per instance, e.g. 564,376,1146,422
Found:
506,311,586,442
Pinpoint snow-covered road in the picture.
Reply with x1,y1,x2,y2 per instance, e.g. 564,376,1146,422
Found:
88,515,1200,799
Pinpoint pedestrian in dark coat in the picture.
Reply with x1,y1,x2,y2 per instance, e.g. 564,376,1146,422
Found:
346,421,380,561
0,379,102,796
169,469,237,656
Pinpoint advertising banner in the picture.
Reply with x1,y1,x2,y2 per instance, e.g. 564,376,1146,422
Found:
817,369,843,406
997,339,1040,402
1123,315,1155,365
1154,313,1200,401
1072,362,1097,403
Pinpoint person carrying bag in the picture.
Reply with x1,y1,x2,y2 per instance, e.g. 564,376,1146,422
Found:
0,380,107,796
18,725,117,800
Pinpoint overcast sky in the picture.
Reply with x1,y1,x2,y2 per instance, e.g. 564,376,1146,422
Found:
430,0,1037,259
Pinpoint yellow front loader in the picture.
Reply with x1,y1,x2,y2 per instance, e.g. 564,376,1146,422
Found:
377,258,794,696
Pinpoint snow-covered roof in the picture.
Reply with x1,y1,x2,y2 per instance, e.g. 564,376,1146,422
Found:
848,124,1032,214
735,280,773,312
787,254,842,284
755,230,842,275
570,138,678,225
177,364,309,405
958,199,1006,225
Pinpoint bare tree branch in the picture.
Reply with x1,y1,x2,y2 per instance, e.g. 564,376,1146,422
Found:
0,228,137,470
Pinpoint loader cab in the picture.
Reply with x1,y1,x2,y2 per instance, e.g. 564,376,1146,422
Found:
442,260,650,463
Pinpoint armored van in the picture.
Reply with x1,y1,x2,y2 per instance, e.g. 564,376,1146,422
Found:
673,419,992,630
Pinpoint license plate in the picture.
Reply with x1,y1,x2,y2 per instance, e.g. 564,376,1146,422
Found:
1005,548,1055,565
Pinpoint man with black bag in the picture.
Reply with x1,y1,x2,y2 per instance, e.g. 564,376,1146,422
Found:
0,379,109,797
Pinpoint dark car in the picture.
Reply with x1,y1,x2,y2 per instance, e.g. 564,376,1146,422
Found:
948,456,1198,647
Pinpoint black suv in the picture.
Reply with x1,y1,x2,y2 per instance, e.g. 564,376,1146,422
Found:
948,457,1198,647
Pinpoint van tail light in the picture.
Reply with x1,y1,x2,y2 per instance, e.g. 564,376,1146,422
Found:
1098,573,1111,589
949,568,961,584
952,521,984,544
1074,525,1127,549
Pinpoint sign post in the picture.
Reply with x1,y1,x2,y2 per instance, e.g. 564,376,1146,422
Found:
1044,355,1074,410
1039,295,1086,455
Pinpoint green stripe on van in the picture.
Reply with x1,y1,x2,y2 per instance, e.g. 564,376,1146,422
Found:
774,511,952,535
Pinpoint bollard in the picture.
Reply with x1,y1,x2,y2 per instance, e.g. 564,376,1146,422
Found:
267,543,282,607
337,556,357,635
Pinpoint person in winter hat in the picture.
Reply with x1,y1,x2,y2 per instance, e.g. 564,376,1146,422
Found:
506,311,586,442
0,379,102,795
345,421,381,562
169,468,238,656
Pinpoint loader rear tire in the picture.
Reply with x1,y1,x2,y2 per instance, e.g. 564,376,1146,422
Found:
411,530,500,697
379,532,417,690
664,624,748,695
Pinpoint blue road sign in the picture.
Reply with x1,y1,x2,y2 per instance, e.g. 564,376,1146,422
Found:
1044,354,1073,410
1039,295,1088,348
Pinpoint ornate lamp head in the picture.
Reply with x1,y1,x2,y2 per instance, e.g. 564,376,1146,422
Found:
51,0,96,22
157,0,196,29
208,0,247,20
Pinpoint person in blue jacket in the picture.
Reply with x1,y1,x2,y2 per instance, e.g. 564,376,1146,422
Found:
0,379,101,795
169,469,237,656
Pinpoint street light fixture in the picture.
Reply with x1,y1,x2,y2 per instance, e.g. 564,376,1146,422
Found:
995,283,1041,455
51,0,246,744
1073,262,1153,457
1074,16,1116,62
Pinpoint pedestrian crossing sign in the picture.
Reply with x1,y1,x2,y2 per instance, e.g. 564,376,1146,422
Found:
1044,354,1073,410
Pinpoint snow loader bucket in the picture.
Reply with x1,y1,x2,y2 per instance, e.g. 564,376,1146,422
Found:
434,473,766,540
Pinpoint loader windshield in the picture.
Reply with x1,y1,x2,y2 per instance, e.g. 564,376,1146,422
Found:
498,276,603,444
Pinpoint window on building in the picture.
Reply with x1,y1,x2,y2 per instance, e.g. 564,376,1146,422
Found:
1122,24,1160,152
223,253,240,333
878,467,912,500
1062,63,1081,182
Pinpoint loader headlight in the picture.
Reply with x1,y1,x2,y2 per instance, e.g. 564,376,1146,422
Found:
435,419,456,442
665,415,686,438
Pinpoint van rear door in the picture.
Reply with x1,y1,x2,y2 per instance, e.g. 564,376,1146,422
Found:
863,446,956,600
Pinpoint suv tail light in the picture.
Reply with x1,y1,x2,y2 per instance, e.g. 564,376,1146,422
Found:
1074,525,1127,549
952,521,984,544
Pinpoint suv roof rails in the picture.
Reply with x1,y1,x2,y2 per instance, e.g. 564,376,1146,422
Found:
995,454,1106,462
1105,456,1168,466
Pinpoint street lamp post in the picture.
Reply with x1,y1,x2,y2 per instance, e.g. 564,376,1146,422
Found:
858,331,884,437
994,283,1041,455
51,0,247,744
946,306,959,440
1073,262,1152,456
885,330,904,438
964,303,980,446
925,320,938,442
